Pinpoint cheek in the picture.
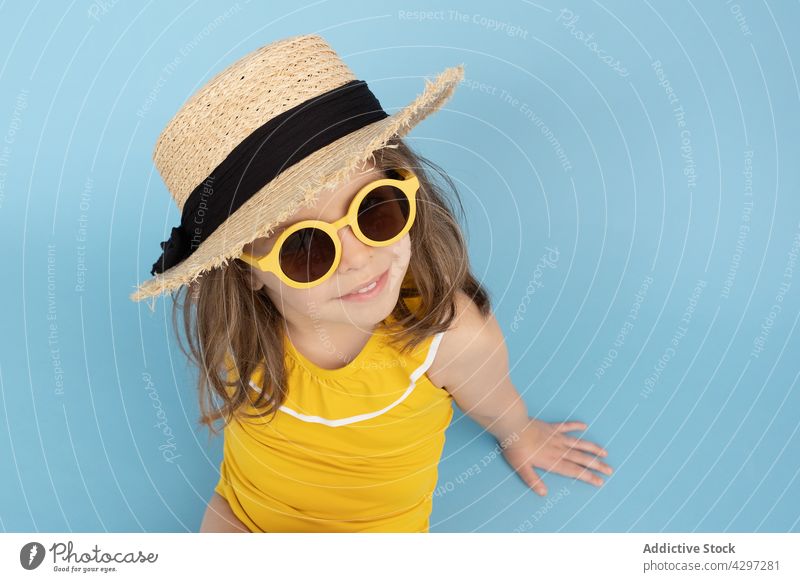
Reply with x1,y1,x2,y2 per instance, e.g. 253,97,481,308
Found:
262,269,320,300
267,283,332,318
393,232,412,262
385,234,412,290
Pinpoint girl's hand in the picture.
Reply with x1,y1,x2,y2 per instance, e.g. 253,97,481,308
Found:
500,418,613,496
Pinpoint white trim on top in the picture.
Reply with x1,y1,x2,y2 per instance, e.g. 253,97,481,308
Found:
247,331,446,427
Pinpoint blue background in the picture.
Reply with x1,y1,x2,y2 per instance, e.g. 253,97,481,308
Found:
1,0,798,533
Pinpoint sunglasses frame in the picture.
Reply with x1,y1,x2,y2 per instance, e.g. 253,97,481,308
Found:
238,167,419,289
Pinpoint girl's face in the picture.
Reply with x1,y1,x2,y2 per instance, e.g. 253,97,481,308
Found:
242,163,412,329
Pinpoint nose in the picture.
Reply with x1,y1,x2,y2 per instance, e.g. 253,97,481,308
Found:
336,225,372,273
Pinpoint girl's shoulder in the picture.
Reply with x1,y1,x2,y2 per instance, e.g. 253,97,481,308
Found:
424,289,496,392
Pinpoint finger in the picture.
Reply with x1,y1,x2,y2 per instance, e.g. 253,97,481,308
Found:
553,459,605,487
561,434,609,457
514,462,548,496
562,449,614,476
556,421,588,433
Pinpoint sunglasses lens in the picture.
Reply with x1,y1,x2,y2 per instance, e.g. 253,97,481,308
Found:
279,227,336,283
357,185,411,242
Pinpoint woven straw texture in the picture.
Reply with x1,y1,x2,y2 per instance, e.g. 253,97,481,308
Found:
130,33,464,310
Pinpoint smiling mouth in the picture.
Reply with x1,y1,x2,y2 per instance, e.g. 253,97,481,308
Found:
338,268,389,299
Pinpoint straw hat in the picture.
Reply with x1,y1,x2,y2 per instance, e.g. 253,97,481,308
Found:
130,33,464,310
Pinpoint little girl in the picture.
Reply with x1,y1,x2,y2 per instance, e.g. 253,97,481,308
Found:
130,34,612,533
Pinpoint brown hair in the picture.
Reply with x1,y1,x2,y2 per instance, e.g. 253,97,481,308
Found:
169,137,492,436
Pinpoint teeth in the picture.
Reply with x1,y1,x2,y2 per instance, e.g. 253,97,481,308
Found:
355,280,377,294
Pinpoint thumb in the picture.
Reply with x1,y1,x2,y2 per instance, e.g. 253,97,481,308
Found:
516,463,548,496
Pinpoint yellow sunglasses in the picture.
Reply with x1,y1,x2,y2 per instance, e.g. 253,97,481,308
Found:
239,167,419,289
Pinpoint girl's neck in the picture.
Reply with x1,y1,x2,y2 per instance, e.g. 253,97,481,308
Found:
284,316,380,370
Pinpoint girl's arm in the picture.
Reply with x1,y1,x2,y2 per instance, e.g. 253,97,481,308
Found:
199,492,250,532
431,291,614,496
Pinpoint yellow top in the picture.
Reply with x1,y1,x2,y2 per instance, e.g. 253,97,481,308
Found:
214,295,453,532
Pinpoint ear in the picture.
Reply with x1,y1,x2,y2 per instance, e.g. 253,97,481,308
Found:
235,255,264,292
246,267,264,292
